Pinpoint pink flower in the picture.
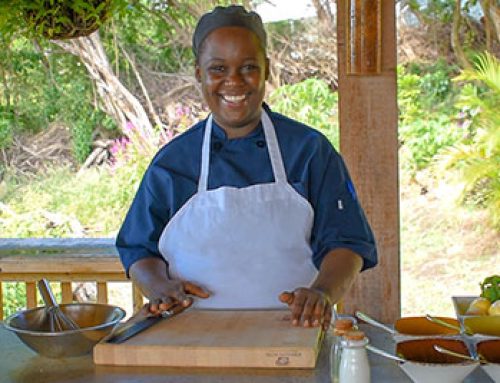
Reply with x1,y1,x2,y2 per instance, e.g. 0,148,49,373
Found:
125,121,135,133
175,106,183,117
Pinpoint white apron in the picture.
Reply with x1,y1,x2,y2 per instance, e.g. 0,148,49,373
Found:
158,110,317,309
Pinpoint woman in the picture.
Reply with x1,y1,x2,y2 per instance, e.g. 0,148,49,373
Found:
116,5,377,330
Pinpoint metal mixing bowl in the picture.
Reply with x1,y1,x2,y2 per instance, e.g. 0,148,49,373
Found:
4,303,126,358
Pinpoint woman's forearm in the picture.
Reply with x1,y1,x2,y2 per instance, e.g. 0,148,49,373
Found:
311,248,363,304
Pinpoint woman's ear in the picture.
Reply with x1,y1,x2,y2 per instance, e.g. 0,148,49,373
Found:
195,65,202,82
265,57,270,81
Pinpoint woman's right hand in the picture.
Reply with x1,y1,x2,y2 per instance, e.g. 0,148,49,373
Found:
147,279,210,314
129,257,210,315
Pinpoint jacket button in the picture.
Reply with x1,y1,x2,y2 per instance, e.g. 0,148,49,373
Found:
256,140,265,148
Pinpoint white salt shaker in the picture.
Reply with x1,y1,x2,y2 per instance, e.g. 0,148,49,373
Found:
339,330,371,383
330,318,355,383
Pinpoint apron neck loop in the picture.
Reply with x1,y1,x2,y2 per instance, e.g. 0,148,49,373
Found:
198,110,287,193
261,110,287,184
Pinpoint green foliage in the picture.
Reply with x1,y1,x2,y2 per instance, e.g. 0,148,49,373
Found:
0,0,128,40
3,283,25,319
405,59,459,110
408,0,455,23
0,111,14,149
438,52,500,227
400,115,463,173
1,166,124,237
268,78,339,149
2,281,62,319
0,107,198,238
106,2,194,75
398,62,463,173
0,34,117,162
406,0,481,24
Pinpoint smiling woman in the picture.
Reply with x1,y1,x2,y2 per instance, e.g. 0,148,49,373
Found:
115,5,377,331
195,27,269,138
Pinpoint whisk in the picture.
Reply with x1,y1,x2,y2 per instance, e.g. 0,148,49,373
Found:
37,278,80,332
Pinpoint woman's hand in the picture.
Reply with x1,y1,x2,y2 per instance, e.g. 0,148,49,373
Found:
129,257,210,316
146,279,210,315
279,249,363,331
279,288,332,331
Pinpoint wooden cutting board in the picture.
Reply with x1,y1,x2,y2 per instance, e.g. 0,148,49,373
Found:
93,310,324,368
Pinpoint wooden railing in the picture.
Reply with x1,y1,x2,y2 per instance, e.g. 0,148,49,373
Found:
0,238,144,320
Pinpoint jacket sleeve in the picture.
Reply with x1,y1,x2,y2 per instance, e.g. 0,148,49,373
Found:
115,165,171,277
309,139,378,271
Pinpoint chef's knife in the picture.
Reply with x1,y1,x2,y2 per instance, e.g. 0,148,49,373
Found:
106,304,186,344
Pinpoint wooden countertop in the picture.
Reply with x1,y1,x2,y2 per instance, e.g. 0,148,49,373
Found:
0,323,492,383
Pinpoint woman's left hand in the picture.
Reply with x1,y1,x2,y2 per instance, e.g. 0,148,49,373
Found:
279,288,332,331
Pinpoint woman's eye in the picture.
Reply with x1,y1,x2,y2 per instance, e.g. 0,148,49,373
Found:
208,66,225,73
242,64,258,72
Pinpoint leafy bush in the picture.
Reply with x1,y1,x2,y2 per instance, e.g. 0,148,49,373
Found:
0,106,198,238
407,59,458,108
398,63,462,173
400,115,463,173
0,112,14,149
0,35,118,163
268,78,339,148
397,66,422,127
438,52,500,227
3,282,25,319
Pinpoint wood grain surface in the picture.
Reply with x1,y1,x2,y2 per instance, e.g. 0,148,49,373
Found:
94,310,324,369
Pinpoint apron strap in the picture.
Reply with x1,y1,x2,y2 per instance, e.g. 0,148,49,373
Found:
198,110,287,193
261,110,287,184
198,114,213,193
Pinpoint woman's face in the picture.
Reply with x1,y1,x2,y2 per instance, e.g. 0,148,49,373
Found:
195,27,269,138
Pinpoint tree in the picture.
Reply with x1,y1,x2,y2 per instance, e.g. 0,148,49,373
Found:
439,52,500,227
399,0,500,67
52,31,155,139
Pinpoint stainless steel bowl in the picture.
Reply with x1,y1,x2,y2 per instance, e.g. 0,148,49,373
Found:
4,303,126,358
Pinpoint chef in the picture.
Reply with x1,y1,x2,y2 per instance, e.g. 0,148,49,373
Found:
116,5,377,330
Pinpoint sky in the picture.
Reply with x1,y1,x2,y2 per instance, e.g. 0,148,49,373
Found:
255,0,317,23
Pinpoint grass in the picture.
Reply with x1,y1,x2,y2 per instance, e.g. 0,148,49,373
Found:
1,163,499,319
0,165,140,238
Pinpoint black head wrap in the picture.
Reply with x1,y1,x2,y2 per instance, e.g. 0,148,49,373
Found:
192,5,267,58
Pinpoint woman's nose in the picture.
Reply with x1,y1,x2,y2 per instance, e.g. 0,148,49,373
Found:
224,70,244,85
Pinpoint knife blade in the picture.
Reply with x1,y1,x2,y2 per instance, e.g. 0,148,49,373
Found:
106,304,186,344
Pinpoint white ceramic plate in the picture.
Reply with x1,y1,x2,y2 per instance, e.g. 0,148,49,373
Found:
400,361,478,383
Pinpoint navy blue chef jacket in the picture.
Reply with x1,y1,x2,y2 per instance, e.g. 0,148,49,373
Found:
116,104,377,276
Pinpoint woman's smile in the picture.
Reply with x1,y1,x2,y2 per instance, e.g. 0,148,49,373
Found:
221,94,247,103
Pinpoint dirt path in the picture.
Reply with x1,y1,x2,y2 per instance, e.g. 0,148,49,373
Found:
401,170,500,316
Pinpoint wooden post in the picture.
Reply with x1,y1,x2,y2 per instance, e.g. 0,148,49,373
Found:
337,0,400,323
26,282,37,309
97,282,108,304
61,282,73,304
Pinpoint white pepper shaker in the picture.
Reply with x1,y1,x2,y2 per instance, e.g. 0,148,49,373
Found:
339,330,371,383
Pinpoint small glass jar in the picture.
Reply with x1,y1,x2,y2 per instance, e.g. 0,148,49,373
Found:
339,330,371,383
330,318,355,383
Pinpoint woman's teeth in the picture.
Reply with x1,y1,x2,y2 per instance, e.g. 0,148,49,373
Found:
223,95,246,102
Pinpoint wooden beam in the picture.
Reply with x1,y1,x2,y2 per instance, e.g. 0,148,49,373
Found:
0,273,127,282
337,0,400,323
